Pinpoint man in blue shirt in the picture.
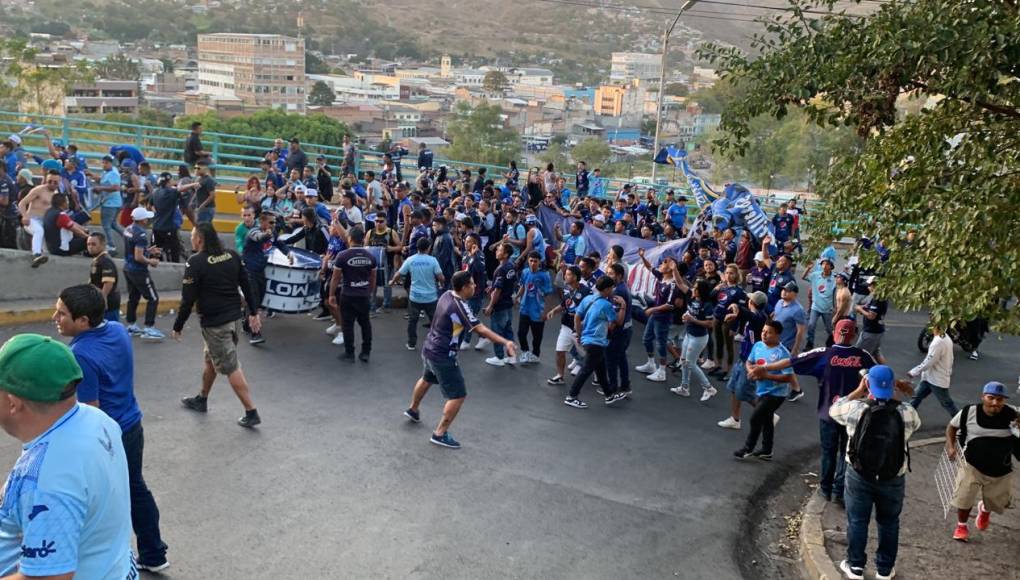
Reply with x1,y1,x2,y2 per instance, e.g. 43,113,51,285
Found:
417,142,433,170
54,284,169,572
736,320,795,460
564,276,629,409
559,220,587,265
0,333,135,579
667,195,688,230
123,207,165,341
94,155,124,255
766,255,796,313
484,243,519,367
515,252,553,364
772,203,795,243
772,281,807,355
803,257,837,349
575,161,590,197
391,237,445,349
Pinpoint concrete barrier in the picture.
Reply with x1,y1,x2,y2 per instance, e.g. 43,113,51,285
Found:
0,248,185,302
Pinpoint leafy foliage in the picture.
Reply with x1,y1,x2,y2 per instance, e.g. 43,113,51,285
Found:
571,138,612,167
308,81,335,107
0,39,94,114
95,54,140,81
698,0,1020,331
483,71,509,95
444,101,521,166
176,110,353,153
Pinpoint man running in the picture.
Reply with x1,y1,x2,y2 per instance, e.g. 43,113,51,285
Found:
123,206,166,341
404,271,516,449
174,222,263,428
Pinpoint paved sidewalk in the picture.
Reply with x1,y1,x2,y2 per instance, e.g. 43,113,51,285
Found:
818,442,1020,579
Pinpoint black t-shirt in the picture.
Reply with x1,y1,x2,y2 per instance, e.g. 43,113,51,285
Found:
151,187,181,232
90,253,120,312
861,296,888,334
174,250,256,331
956,404,1019,477
184,133,204,165
491,260,518,311
560,284,591,328
195,175,217,209
332,247,378,297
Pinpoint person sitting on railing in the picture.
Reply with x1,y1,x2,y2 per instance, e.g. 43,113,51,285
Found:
341,134,357,176
315,155,334,203
42,192,89,257
260,158,285,192
183,122,211,166
286,138,307,176
18,169,61,267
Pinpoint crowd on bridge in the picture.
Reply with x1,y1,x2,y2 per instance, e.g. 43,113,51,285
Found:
0,125,1015,580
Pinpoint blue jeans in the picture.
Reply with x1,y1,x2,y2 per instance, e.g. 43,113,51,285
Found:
845,466,905,575
490,308,514,358
642,318,670,359
100,206,124,249
819,420,848,498
372,264,392,311
463,297,483,344
197,206,216,224
680,333,710,389
909,379,959,417
122,422,167,566
806,308,833,347
104,309,120,322
606,326,632,390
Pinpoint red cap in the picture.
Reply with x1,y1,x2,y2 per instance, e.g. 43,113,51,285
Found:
834,319,857,345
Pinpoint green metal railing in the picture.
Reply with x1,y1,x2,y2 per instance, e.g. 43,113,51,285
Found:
0,111,819,222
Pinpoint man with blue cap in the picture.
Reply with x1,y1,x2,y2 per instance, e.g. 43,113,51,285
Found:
829,365,920,580
945,381,1019,542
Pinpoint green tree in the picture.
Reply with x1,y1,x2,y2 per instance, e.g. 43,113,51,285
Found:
444,101,521,165
570,138,611,167
0,39,93,114
699,0,1020,331
95,54,140,80
308,81,335,107
176,110,353,155
483,71,509,94
538,143,570,172
306,52,331,74
664,83,689,97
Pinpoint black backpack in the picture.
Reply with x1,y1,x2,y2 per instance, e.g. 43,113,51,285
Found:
848,399,910,481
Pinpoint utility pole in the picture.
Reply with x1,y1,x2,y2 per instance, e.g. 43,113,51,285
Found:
651,0,700,183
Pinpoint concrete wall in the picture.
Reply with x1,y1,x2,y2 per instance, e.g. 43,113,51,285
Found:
0,249,184,302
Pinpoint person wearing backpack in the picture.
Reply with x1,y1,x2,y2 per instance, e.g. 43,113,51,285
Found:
829,365,921,580
944,381,1020,542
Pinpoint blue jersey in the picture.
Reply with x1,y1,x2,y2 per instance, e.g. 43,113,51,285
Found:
0,405,135,578
748,341,793,397
70,321,142,433
773,299,807,350
519,268,553,320
398,253,442,303
576,294,617,347
122,224,150,273
667,203,687,228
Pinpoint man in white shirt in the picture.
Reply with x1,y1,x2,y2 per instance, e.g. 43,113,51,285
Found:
365,171,384,209
908,325,959,416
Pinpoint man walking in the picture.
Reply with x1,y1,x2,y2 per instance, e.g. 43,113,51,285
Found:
803,257,836,349
329,225,377,362
87,232,121,321
546,265,591,385
484,243,518,367
0,333,136,578
123,206,166,341
564,276,629,409
945,381,1019,542
53,284,169,572
404,271,516,449
829,365,920,580
242,212,291,345
174,222,263,427
391,237,444,350
908,324,958,416
736,320,795,460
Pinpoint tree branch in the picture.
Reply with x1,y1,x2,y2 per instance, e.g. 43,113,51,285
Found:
910,81,1020,119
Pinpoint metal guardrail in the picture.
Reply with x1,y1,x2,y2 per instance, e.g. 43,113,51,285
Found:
0,110,821,223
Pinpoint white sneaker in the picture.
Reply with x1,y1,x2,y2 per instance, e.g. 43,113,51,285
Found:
474,337,492,351
485,356,506,367
646,366,666,382
700,386,718,402
517,351,531,365
717,417,741,430
460,341,471,350
506,353,517,365
568,359,578,371
670,386,691,397
570,365,580,376
325,323,340,336
635,359,657,373
700,359,717,371
332,333,345,346
526,352,540,364
773,413,781,426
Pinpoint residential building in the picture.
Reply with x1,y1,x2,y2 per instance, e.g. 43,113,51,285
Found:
64,80,139,115
197,33,305,112
594,79,646,119
507,68,554,87
307,74,400,103
610,52,662,82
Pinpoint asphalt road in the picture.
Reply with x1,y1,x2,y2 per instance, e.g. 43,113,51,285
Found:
0,302,1015,580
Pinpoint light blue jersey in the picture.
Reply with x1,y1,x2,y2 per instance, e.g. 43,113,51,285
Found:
806,270,836,313
576,294,617,347
748,342,793,397
398,253,443,303
0,404,134,578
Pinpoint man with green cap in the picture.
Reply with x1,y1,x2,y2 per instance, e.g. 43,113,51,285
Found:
0,334,135,579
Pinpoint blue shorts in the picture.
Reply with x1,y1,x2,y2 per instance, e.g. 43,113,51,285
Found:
726,363,756,403
422,356,467,400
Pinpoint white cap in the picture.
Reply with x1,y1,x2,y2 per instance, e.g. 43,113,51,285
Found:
593,214,606,223
294,184,307,195
754,251,765,262
303,188,318,197
454,212,467,221
8,134,21,145
131,207,155,221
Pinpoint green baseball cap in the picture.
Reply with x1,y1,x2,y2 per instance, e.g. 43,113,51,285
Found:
0,334,82,402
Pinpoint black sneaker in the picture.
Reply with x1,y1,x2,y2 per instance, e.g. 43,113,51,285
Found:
238,410,261,428
31,254,48,268
563,397,588,409
404,408,421,423
668,359,682,371
604,392,626,406
430,431,461,449
339,352,356,362
620,388,633,399
787,390,805,402
181,395,208,413
406,343,416,350
546,375,565,385
359,352,370,363
313,311,332,321
135,559,170,573
596,388,605,396
751,449,773,461
249,332,265,345
592,376,600,386
733,448,754,460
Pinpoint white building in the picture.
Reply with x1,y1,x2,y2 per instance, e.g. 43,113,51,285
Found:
306,74,400,103
508,67,554,87
610,52,662,83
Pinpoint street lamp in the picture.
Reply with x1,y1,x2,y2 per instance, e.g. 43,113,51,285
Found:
651,0,700,183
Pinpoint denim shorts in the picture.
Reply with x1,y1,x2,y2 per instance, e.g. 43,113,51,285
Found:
422,356,467,399
726,363,756,403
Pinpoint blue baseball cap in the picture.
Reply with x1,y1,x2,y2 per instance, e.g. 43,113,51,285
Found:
867,365,895,399
982,381,1009,398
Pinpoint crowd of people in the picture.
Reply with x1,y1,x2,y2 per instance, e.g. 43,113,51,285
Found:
0,128,1015,580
